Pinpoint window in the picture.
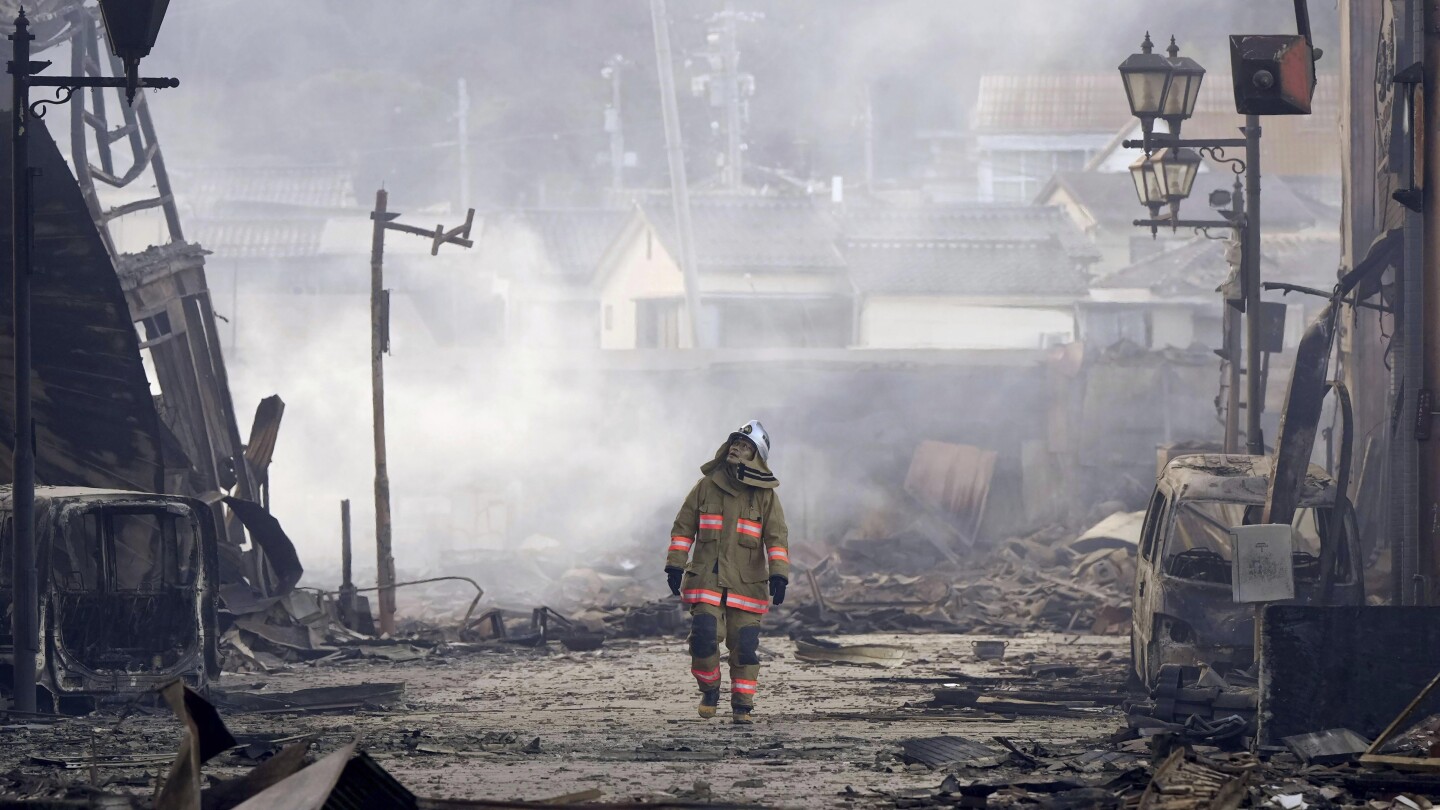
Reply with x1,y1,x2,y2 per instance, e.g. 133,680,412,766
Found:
636,300,681,348
1162,500,1344,585
1138,489,1168,561
59,507,198,593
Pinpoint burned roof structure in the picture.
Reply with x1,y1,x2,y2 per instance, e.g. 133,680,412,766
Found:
0,119,164,494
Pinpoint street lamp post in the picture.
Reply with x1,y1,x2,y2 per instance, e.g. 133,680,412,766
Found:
6,4,176,712
1118,35,1266,456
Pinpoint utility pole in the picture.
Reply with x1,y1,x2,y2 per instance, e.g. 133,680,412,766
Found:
650,0,704,348
457,79,470,212
603,55,628,191
720,0,743,190
368,190,474,634
862,84,876,189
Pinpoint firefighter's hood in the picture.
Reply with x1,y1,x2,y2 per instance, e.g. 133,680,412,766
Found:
701,441,779,490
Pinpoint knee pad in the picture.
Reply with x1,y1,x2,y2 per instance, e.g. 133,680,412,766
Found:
689,614,719,658
737,625,761,665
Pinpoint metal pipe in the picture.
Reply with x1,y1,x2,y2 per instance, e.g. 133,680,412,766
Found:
1222,183,1246,455
340,499,355,621
1295,0,1315,48
7,9,37,714
314,576,485,636
606,63,624,191
1422,0,1440,603
1244,116,1264,455
650,0,704,348
1395,0,1424,602
1131,218,1241,229
369,189,396,635
1122,136,1246,150
721,0,742,190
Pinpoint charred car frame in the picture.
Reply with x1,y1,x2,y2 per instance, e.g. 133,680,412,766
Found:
1131,454,1363,688
0,486,218,710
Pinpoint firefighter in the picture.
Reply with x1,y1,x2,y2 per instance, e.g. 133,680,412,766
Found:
664,420,789,724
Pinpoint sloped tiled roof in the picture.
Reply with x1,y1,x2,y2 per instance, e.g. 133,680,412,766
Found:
190,218,327,260
976,72,1340,177
1093,232,1341,298
641,197,846,272
842,204,1100,261
844,239,1089,297
481,209,627,281
974,75,1131,135
1043,170,1320,232
174,165,358,213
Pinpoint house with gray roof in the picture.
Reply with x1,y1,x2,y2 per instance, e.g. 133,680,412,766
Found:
478,209,628,347
841,205,1097,349
594,197,852,349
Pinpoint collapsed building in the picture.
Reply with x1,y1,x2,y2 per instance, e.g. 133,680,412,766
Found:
0,4,301,708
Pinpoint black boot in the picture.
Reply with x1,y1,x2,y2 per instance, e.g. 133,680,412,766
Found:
698,689,720,719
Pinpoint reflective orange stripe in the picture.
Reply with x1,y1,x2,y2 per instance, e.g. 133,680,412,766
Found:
737,519,762,538
725,593,769,614
766,547,788,562
699,514,724,531
732,679,757,693
692,667,720,683
682,589,724,606
669,536,694,552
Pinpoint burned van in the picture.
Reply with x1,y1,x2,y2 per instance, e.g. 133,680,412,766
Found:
0,487,218,708
1131,455,1363,689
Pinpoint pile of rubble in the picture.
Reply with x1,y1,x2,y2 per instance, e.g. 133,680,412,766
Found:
766,511,1138,639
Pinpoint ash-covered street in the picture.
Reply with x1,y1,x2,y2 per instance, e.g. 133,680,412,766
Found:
0,633,1136,806
3,0,1440,808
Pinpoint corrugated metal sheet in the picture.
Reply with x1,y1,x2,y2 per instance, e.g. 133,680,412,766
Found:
903,440,998,536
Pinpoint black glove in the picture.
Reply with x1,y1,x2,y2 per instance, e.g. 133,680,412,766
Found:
665,566,684,596
769,575,788,606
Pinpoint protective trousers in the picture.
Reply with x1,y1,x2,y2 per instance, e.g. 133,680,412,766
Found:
688,601,762,710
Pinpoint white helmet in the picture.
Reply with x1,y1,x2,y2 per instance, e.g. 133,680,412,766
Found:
729,420,771,462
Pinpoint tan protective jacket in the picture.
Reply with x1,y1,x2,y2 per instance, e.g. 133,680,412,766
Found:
665,443,790,615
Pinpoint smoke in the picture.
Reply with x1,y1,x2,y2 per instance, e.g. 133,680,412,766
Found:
135,0,1341,586
220,219,719,582
143,1,1338,208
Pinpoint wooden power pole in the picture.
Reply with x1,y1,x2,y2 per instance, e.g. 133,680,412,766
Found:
368,190,474,634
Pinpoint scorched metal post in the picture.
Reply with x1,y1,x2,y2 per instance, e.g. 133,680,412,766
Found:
366,189,474,635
